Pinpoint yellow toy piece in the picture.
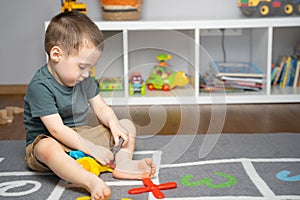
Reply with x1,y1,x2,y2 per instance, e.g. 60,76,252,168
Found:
77,196,131,200
76,157,113,176
89,67,97,80
76,195,131,200
76,196,91,200
61,0,87,14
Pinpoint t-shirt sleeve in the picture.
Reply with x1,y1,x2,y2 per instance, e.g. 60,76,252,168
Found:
83,77,100,99
26,81,58,118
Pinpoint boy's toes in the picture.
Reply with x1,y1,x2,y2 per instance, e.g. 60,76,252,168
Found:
103,188,111,198
150,165,156,178
142,158,156,178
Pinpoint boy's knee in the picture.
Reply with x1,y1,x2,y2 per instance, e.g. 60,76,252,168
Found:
119,119,136,136
34,137,60,161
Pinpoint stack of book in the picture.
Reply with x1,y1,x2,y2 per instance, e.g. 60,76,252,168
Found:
200,62,264,92
272,56,300,87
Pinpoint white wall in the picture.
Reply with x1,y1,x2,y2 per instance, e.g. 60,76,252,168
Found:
0,0,243,84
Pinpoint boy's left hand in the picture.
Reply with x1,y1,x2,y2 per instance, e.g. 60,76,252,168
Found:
109,121,129,147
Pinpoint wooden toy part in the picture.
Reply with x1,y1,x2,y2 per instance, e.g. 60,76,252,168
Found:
128,178,177,199
0,106,24,125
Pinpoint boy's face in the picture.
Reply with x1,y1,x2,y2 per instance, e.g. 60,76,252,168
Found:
49,46,102,87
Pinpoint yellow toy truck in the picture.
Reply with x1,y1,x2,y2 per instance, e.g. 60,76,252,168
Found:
61,0,87,14
238,0,300,16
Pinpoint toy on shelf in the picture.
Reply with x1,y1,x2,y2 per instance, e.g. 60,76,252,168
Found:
89,67,97,81
156,54,172,67
128,178,177,199
201,62,264,93
100,0,143,21
61,0,87,14
99,77,123,91
129,71,146,95
146,54,190,91
238,0,300,17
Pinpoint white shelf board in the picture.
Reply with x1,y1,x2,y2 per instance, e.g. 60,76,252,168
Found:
221,94,300,104
99,90,125,98
103,94,300,105
94,17,300,31
103,96,198,105
143,87,195,97
46,17,300,32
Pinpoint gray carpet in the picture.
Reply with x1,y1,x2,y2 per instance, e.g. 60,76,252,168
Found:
1,133,300,200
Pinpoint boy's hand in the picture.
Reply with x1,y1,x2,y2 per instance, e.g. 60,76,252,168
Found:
78,134,114,166
89,145,114,166
109,120,129,147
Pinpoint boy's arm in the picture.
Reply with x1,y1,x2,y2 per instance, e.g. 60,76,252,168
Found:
40,113,113,165
89,94,129,147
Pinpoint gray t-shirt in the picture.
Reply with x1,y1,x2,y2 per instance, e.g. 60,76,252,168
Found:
24,65,100,146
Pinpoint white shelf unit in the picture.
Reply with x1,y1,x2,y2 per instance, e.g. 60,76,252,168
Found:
94,18,300,105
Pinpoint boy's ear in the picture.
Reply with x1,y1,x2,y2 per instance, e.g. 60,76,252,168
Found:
49,46,63,63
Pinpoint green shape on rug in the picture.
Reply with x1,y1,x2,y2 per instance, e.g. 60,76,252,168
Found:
180,171,237,188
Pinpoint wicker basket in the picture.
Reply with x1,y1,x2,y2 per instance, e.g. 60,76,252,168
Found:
100,0,143,21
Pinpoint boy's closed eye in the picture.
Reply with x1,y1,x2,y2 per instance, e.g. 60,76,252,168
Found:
79,64,89,70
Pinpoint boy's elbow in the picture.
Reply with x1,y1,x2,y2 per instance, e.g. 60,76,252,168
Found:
47,124,65,139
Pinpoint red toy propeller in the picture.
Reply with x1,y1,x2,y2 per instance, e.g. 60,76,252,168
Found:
128,178,177,199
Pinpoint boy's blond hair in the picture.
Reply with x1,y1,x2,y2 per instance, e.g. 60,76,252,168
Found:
45,11,104,56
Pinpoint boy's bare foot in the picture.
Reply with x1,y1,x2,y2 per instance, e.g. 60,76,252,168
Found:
86,175,111,200
113,158,156,180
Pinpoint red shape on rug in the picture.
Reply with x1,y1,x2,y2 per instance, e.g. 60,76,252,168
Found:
128,178,177,199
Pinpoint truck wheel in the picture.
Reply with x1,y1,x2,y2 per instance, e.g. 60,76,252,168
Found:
296,3,300,15
147,83,154,90
162,84,170,91
239,7,256,17
241,8,256,17
259,3,271,16
282,2,294,15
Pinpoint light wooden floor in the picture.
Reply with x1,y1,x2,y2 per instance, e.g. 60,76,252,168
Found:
1,94,300,140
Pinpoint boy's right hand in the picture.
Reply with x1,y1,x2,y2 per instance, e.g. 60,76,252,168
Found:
86,144,114,166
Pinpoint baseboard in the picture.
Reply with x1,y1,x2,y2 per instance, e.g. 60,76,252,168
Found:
0,85,28,95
